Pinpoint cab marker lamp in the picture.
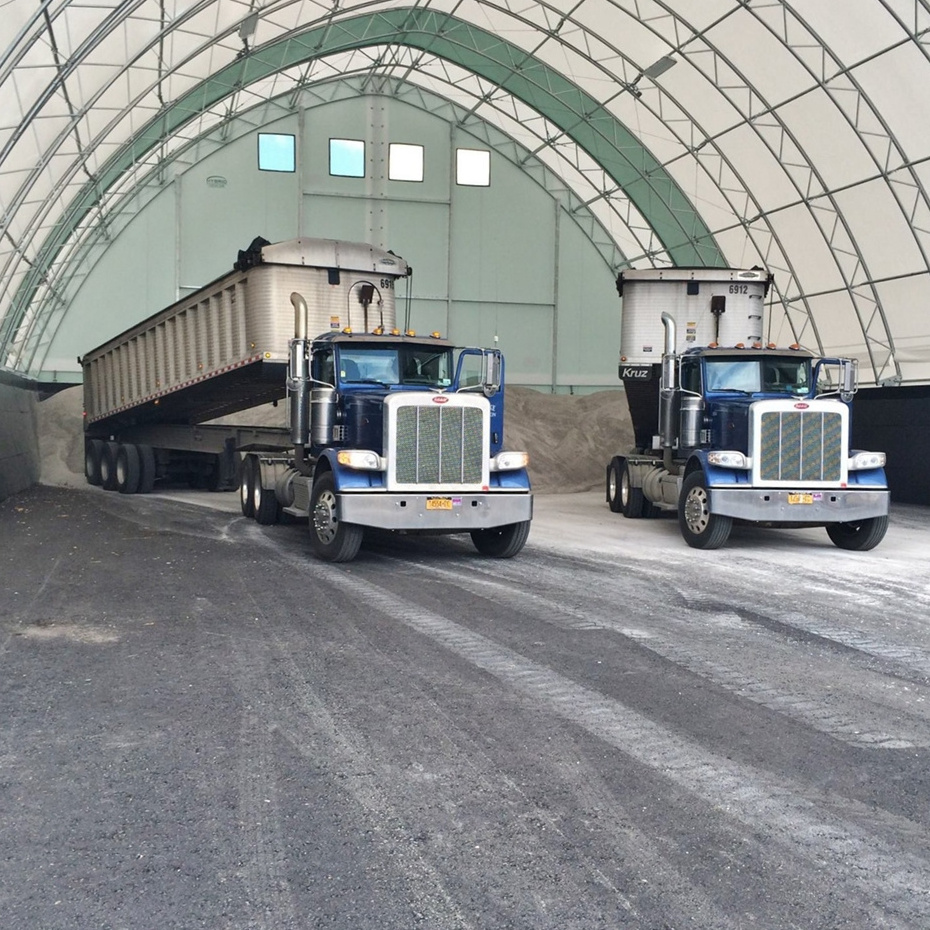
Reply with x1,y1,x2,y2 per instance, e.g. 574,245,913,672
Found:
707,450,750,469
337,450,384,470
849,451,886,470
491,451,530,472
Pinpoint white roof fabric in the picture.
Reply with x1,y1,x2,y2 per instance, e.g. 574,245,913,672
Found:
2,0,930,383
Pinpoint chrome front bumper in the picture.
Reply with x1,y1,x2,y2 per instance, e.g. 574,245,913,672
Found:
710,487,889,524
337,491,533,531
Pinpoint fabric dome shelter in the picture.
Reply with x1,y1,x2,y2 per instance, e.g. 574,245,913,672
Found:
2,0,930,388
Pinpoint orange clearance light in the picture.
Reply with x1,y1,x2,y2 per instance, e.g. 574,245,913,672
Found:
430,331,441,339
767,342,776,349
752,341,762,349
708,341,718,349
391,328,400,336
342,326,353,334
406,329,416,337
789,343,800,350
735,342,745,349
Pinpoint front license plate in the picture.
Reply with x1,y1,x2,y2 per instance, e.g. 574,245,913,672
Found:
788,492,814,505
426,497,453,511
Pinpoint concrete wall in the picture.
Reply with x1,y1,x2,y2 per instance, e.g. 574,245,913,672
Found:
0,374,39,501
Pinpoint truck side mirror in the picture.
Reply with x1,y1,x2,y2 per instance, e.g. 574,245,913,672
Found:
840,357,858,402
482,350,502,397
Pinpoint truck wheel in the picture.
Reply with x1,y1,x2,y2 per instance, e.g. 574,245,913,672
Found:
678,470,732,549
252,465,280,526
239,456,256,518
84,439,104,486
100,441,120,491
471,520,531,558
619,460,647,518
309,473,363,562
138,445,156,493
115,443,141,494
826,515,889,551
606,457,624,513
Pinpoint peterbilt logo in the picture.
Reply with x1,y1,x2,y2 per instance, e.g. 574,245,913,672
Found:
432,395,449,404
794,402,810,409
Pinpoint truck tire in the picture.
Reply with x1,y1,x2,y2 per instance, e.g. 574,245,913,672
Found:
826,515,889,551
100,441,120,491
252,465,280,526
115,443,141,494
309,473,363,562
678,470,732,549
84,439,104,486
619,460,647,518
239,456,256,518
606,457,624,513
138,445,156,493
471,520,531,558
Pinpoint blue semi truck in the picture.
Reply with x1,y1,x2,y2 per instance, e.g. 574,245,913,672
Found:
82,238,532,562
606,267,889,550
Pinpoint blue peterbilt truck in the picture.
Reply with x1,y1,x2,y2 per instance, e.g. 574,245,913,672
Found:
82,238,532,562
606,267,889,550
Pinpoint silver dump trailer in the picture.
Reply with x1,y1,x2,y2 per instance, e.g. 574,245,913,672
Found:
81,237,533,561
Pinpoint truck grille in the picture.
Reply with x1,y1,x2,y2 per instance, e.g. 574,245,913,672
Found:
759,410,843,482
395,404,484,484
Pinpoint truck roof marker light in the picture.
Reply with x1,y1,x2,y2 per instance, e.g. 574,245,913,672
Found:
373,326,384,335
391,328,400,336
342,327,353,334
708,341,718,348
406,329,416,337
767,342,776,349
431,331,441,339
264,352,272,359
735,342,745,348
752,341,762,349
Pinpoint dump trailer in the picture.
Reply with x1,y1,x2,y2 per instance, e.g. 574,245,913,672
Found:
605,267,889,550
82,237,532,561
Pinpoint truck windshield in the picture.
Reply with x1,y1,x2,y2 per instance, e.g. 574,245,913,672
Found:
338,345,453,387
705,357,810,394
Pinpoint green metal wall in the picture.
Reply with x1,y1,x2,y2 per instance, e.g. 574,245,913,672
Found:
47,97,622,393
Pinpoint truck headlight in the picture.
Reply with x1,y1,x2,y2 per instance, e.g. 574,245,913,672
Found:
707,451,750,469
848,451,886,470
336,450,383,471
490,451,529,472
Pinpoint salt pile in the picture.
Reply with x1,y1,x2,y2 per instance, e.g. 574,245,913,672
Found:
38,384,634,495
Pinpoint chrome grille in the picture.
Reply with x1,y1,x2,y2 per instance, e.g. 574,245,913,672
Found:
395,404,484,485
759,410,843,482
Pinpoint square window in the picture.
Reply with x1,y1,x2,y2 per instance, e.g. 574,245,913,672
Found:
258,133,296,172
456,148,490,186
330,138,365,178
389,143,424,182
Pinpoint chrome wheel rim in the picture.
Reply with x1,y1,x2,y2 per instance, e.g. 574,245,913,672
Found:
313,489,338,544
684,485,710,534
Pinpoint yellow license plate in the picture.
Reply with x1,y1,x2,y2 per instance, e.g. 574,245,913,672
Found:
426,497,453,511
788,493,814,505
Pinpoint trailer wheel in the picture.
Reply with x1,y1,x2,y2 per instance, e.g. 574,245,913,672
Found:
826,515,888,551
678,470,732,549
100,441,120,491
309,473,363,562
138,445,156,493
84,439,104,486
471,520,531,558
115,443,141,494
606,457,624,513
239,456,256,518
252,464,280,526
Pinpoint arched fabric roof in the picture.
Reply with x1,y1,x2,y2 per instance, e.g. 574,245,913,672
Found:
3,0,930,385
